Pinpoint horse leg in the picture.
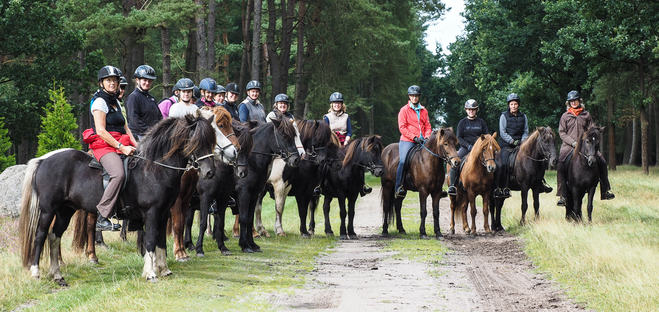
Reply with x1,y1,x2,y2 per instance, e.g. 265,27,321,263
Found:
532,187,541,220
86,213,99,263
195,196,212,257
233,214,240,238
142,213,159,282
170,199,190,262
184,205,196,252
323,196,334,236
469,195,478,234
274,183,289,237
418,191,429,239
338,196,348,240
395,197,406,234
381,183,392,236
30,210,57,279
119,219,128,241
494,198,505,232
449,197,456,235
482,194,492,234
460,195,470,234
297,194,311,238
431,192,443,239
308,196,317,235
214,211,232,256
254,189,268,237
246,196,261,251
155,218,172,277
49,210,73,286
347,195,358,239
520,187,529,225
587,186,596,222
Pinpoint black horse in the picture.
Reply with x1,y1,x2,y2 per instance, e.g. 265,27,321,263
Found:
254,120,342,238
490,127,558,231
309,135,384,239
235,117,301,252
185,120,253,257
19,115,218,285
565,126,604,222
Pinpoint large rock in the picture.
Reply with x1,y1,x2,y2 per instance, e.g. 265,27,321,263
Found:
0,164,27,218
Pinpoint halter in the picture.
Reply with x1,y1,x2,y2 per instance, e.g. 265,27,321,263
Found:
133,153,215,171
251,123,297,161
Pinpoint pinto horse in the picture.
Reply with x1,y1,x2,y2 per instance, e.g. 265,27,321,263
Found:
449,133,500,235
236,117,301,252
308,135,384,239
19,115,218,285
381,128,460,239
253,120,342,238
490,127,557,231
565,126,604,222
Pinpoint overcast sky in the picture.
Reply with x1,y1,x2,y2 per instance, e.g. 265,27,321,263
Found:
425,0,466,55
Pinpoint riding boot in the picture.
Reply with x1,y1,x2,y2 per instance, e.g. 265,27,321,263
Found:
542,178,553,194
96,213,116,231
597,154,615,200
556,161,566,206
361,184,372,197
447,165,459,196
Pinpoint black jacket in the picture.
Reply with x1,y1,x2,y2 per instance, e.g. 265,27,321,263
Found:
126,88,161,137
221,100,240,121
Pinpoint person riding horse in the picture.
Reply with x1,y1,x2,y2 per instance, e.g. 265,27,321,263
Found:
394,85,432,198
556,90,615,206
221,82,241,121
239,80,266,123
196,78,218,108
126,64,161,141
494,93,529,198
447,99,489,196
168,78,199,117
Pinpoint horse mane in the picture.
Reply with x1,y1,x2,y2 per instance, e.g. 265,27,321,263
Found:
576,126,603,151
211,106,232,125
138,115,216,172
270,111,297,138
428,127,456,151
232,120,253,154
342,135,383,167
297,119,331,145
519,127,555,155
466,133,500,166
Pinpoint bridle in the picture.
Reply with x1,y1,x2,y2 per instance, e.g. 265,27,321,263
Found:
251,123,297,161
480,143,497,167
421,139,460,165
132,153,215,171
521,135,554,162
215,131,237,164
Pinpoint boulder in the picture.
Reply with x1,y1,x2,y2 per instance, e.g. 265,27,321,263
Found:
0,164,27,218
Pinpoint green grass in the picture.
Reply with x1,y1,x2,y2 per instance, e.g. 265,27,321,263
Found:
501,166,659,312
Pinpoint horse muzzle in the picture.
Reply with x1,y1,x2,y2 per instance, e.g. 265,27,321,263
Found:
486,164,497,173
587,157,597,167
288,154,301,168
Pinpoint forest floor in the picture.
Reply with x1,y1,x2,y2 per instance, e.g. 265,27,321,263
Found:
270,187,592,312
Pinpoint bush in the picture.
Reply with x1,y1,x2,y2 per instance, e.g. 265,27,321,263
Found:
0,117,15,172
35,85,82,157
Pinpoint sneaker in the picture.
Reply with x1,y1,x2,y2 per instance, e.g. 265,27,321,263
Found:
493,188,505,199
557,196,566,207
395,186,406,198
601,190,615,200
503,188,511,198
447,186,457,196
96,216,116,231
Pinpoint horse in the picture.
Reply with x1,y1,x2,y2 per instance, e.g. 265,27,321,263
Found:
380,128,460,239
184,120,253,257
235,116,301,253
19,114,218,285
565,126,604,222
253,120,342,238
449,133,500,235
308,135,384,239
74,107,239,262
490,127,557,231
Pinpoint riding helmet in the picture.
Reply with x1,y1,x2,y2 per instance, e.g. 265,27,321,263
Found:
246,80,261,91
133,65,156,80
275,93,290,103
199,78,217,92
119,76,128,86
98,66,122,82
407,85,421,95
507,93,521,104
175,78,195,91
329,92,344,102
464,99,479,109
567,90,580,101
225,82,240,94
193,86,201,100
215,84,227,94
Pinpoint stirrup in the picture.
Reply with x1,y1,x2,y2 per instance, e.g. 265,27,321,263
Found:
493,188,505,199
362,184,372,196
447,186,457,196
503,188,511,198
395,186,406,198
208,199,217,214
313,185,322,197
557,196,566,207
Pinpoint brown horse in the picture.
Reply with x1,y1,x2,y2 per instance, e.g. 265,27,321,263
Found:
449,133,499,235
380,128,460,239
72,107,239,263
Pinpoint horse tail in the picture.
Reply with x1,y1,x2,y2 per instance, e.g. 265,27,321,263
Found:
381,184,395,226
71,210,89,253
166,218,173,236
18,158,43,268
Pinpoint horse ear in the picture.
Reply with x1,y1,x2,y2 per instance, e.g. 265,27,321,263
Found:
446,127,453,132
440,128,445,136
492,132,497,139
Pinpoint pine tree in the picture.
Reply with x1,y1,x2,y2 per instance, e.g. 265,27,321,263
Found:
35,85,82,157
0,117,16,172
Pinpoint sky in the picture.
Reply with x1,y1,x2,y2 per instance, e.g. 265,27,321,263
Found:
424,0,466,55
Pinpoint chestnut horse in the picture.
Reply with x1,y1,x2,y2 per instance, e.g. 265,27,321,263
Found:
380,128,460,239
490,127,557,231
449,133,499,235
565,126,604,222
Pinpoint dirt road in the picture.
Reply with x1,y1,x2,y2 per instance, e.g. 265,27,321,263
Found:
271,188,590,311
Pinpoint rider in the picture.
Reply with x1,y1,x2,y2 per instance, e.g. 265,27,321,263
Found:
168,78,198,118
221,82,240,121
556,91,615,206
126,65,161,141
267,93,295,122
158,82,181,118
118,76,129,121
193,85,201,103
89,66,137,231
196,78,218,108
394,85,432,198
447,99,489,196
239,80,266,123
323,92,352,146
214,84,226,106
494,93,529,199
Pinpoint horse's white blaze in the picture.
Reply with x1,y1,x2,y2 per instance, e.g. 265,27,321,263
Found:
30,265,40,278
142,251,157,279
292,122,305,156
48,233,63,280
155,247,171,277
199,110,237,164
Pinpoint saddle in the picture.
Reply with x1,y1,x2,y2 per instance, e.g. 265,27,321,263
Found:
88,155,134,216
507,148,519,174
402,144,423,189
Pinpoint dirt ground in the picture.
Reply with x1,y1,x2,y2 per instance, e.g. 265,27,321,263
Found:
270,187,591,312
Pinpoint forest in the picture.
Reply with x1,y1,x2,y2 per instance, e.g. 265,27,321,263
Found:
1,0,658,173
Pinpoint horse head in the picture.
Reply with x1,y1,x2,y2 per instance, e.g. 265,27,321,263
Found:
540,127,557,167
472,133,499,173
300,120,342,171
579,126,603,167
437,127,460,168
344,135,384,177
231,120,253,178
268,112,301,167
198,108,238,165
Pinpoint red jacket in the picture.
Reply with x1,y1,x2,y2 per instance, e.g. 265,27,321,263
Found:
398,101,432,142
84,129,135,161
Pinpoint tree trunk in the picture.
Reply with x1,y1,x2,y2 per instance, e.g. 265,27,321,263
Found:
265,0,280,104
207,0,216,73
630,117,638,165
623,120,632,164
279,0,295,94
239,0,253,99
251,0,262,80
161,26,172,99
639,59,649,174
606,93,616,170
185,29,198,77
293,0,307,118
652,90,659,166
195,0,208,81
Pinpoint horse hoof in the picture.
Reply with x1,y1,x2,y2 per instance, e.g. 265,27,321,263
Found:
260,231,271,238
221,250,232,256
380,232,388,237
96,242,108,249
242,248,254,253
326,231,335,237
196,253,205,258
399,230,407,234
254,248,263,253
435,234,444,240
161,270,173,277
301,233,311,239
223,235,230,241
55,278,68,287
340,235,348,240
420,235,429,239
146,276,158,283
308,229,315,235
277,232,287,237
177,257,190,262
349,235,358,240
89,259,99,265
449,229,455,235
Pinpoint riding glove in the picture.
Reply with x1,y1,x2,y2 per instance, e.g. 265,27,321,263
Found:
413,137,423,144
513,140,520,147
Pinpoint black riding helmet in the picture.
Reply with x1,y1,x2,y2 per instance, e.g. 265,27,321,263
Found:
134,65,156,80
119,76,128,86
98,66,122,82
225,82,240,94
215,84,227,94
507,93,521,104
407,85,421,95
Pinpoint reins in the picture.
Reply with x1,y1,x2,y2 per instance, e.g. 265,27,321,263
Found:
132,153,215,171
420,141,460,164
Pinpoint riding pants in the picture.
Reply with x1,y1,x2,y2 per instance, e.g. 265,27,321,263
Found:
96,152,125,218
556,152,611,198
496,146,514,190
395,140,415,189
449,147,470,188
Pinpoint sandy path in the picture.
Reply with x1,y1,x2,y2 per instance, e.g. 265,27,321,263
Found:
271,187,590,311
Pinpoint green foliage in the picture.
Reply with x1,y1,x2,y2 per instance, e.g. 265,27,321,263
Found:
0,117,15,172
35,85,82,157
